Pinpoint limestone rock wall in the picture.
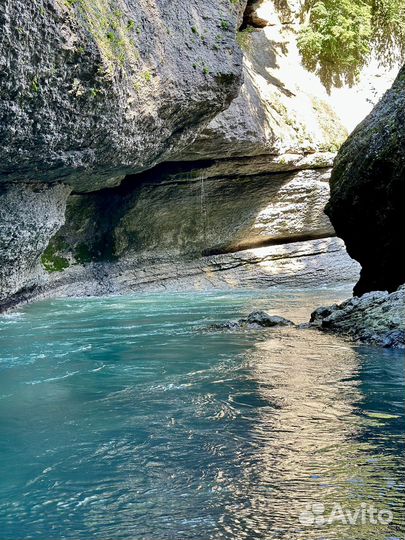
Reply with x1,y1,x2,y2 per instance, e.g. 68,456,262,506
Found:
7,238,359,307
178,0,348,164
0,183,71,303
0,0,244,191
0,0,370,309
48,163,334,265
180,0,400,161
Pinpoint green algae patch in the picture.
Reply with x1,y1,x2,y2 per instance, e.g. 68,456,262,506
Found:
236,27,255,51
41,242,70,273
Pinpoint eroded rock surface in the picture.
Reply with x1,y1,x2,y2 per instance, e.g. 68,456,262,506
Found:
0,0,371,309
18,0,356,307
309,286,405,348
326,66,405,296
4,238,358,312
44,163,336,266
0,0,244,191
178,0,348,163
0,183,71,303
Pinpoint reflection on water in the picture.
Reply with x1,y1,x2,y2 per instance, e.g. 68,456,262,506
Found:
0,288,403,540
223,329,404,539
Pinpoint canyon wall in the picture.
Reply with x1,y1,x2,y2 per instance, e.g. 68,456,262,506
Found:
5,0,398,308
0,0,245,304
0,0,245,189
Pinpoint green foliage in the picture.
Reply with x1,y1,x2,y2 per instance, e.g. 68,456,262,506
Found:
298,0,405,90
31,76,40,94
63,0,140,75
372,0,405,64
90,87,101,97
74,243,93,264
220,19,230,31
236,27,256,50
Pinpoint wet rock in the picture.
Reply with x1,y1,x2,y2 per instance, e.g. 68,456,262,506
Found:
0,237,360,312
244,311,294,327
210,310,294,330
309,286,405,348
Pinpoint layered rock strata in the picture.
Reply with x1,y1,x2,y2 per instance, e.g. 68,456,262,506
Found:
0,238,359,313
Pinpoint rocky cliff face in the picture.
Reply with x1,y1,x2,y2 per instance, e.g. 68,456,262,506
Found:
0,0,244,190
326,66,405,296
0,0,246,308
53,162,335,264
0,0,367,309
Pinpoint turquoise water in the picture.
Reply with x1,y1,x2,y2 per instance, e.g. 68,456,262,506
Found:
0,288,404,540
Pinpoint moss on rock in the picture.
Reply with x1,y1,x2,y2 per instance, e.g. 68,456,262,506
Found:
41,242,70,273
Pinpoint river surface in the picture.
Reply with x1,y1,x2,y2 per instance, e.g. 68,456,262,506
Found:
0,287,404,540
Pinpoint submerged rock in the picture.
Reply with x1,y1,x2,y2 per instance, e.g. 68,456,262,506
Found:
210,310,294,331
309,286,405,348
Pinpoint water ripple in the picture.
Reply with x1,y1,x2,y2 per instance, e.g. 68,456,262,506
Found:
0,288,403,540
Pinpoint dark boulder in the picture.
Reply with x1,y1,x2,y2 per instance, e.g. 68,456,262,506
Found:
244,311,294,327
325,65,405,296
209,310,294,331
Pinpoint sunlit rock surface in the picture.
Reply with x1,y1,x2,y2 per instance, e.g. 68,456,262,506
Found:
178,0,347,162
53,164,335,261
2,238,359,311
310,285,405,348
0,0,387,308
208,310,294,330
